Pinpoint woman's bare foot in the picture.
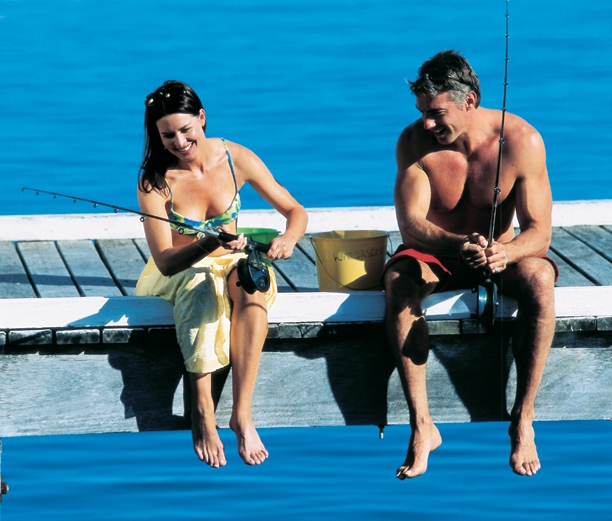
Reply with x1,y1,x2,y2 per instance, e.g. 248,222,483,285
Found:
396,422,442,479
229,415,268,465
191,409,227,468
509,420,541,476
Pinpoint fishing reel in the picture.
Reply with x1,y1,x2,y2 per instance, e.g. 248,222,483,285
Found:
476,278,499,326
236,248,271,294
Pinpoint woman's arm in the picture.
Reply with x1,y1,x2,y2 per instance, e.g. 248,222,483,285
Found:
229,142,308,260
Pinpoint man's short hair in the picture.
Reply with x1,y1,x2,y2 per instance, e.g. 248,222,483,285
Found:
408,50,481,108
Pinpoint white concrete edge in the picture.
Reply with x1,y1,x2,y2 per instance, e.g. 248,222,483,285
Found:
1,287,610,330
1,200,611,240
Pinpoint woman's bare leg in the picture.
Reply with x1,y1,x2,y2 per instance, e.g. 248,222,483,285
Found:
189,372,227,468
227,269,269,465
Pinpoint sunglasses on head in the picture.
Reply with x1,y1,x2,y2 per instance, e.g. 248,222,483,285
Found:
144,84,188,107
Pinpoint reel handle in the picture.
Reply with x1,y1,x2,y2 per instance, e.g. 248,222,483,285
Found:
217,231,272,254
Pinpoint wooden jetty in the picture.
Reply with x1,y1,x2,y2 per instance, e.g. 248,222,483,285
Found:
0,202,611,438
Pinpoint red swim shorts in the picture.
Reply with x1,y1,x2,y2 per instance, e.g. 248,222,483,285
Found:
381,246,559,291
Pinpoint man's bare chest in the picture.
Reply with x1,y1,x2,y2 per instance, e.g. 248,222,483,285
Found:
424,153,505,212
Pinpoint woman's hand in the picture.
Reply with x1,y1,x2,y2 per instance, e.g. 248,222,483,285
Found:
216,225,248,251
265,236,296,261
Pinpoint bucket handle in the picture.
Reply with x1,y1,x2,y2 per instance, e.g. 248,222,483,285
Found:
309,233,390,291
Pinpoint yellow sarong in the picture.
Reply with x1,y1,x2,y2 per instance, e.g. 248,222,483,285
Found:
136,253,277,374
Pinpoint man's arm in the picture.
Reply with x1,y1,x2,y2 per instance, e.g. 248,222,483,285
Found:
394,128,469,255
492,120,552,268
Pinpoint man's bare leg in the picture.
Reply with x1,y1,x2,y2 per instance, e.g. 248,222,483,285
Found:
501,258,556,476
189,372,227,468
227,270,269,465
384,259,442,479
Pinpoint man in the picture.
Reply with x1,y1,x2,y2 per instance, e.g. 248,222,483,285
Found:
383,50,557,479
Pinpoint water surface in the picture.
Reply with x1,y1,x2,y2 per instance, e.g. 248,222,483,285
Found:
3,421,612,520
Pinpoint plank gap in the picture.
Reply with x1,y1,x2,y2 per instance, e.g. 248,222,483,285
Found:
271,263,299,291
55,240,86,297
14,241,41,298
548,245,602,287
93,240,129,296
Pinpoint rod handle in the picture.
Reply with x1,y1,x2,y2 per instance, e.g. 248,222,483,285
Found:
217,231,271,253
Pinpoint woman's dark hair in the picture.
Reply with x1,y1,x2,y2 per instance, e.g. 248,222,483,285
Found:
138,80,205,192
409,50,481,108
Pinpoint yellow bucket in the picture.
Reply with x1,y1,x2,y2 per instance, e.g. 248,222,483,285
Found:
310,230,389,292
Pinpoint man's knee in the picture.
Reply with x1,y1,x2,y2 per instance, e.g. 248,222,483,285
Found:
504,257,555,302
384,259,421,294
383,258,439,311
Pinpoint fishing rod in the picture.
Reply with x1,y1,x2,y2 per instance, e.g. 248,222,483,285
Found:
22,187,271,253
478,0,510,323
487,0,510,245
21,187,272,294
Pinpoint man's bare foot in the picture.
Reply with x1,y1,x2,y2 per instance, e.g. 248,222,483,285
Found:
509,420,541,476
229,415,269,465
396,422,442,479
191,410,227,468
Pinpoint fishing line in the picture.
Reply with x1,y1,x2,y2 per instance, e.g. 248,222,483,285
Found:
21,186,272,294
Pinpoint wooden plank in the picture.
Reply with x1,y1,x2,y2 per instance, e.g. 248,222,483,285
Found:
551,286,612,317
545,250,594,287
387,231,402,256
0,241,36,298
56,240,123,297
270,264,293,293
1,333,611,436
507,343,612,421
0,346,187,436
564,225,612,264
16,241,79,297
550,228,612,285
133,238,151,261
4,286,611,330
297,235,316,262
0,296,174,329
96,239,147,296
274,237,319,291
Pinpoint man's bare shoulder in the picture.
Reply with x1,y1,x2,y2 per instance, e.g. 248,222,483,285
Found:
396,120,436,164
502,112,545,153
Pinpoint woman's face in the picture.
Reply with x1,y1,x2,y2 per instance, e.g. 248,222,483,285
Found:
156,109,206,162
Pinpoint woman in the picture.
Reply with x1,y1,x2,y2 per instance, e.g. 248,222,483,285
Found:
135,80,308,468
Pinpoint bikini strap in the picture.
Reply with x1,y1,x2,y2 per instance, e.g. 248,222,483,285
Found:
220,138,239,193
164,177,175,210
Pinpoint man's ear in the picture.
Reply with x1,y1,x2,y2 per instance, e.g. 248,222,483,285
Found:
465,91,477,111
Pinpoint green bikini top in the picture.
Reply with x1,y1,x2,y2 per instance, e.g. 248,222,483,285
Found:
166,138,241,238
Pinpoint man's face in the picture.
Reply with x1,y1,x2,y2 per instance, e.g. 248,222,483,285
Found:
415,92,468,145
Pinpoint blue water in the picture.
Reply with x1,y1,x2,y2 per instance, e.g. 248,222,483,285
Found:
0,0,611,216
3,422,612,521
1,0,611,519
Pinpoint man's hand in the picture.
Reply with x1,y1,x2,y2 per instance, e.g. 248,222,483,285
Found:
484,240,509,275
459,233,488,269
